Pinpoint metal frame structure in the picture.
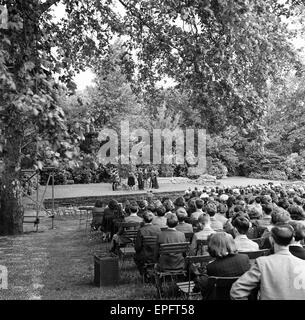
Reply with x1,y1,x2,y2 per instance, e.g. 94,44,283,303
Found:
21,166,55,231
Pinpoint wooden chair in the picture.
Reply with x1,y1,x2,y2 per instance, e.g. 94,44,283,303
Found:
141,235,158,282
176,254,214,299
204,276,240,300
116,223,141,269
239,249,271,260
154,242,189,299
184,232,194,243
251,237,265,248
196,239,208,256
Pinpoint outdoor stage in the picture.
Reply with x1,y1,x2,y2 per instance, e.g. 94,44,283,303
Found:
41,176,284,209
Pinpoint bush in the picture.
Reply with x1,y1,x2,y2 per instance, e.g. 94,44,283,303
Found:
159,164,175,177
207,157,228,179
285,153,305,180
249,169,288,181
72,167,92,184
174,164,188,177
40,168,68,185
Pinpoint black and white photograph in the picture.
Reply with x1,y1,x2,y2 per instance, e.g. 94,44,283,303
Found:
0,0,305,306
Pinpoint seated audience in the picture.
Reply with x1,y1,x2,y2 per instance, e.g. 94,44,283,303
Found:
190,214,215,255
195,232,250,298
137,199,148,218
152,205,167,229
175,208,193,233
163,199,175,218
232,216,259,252
124,201,143,224
102,199,123,237
288,204,305,224
91,200,104,231
205,201,223,231
134,211,162,276
154,213,186,271
289,220,305,260
173,197,186,211
231,224,305,300
190,199,205,221
256,203,273,228
215,202,228,227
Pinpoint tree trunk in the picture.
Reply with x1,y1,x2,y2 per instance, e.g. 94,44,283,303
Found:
0,127,24,235
0,1,39,235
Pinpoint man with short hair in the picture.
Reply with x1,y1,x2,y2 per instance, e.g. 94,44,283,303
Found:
190,199,204,221
230,224,305,300
206,201,223,230
124,202,143,224
175,208,193,233
134,211,162,275
152,205,167,229
154,213,186,271
233,216,259,252
190,214,215,255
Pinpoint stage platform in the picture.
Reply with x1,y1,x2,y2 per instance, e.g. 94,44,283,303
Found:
41,177,283,209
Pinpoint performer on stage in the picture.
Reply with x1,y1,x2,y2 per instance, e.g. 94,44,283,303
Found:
127,170,136,191
143,168,149,189
111,169,120,191
151,168,159,189
137,168,144,190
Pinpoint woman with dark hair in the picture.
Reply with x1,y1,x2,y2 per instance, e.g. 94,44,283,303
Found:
127,171,136,191
102,199,124,237
91,200,104,231
194,232,250,298
151,169,159,189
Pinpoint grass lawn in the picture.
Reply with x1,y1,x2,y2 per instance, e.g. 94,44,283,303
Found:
0,217,165,300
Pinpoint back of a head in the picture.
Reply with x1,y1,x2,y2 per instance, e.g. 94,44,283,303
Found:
262,203,273,216
138,199,148,209
166,213,178,228
163,199,175,212
205,201,217,217
271,224,294,246
247,206,262,220
288,204,305,221
198,213,210,226
174,197,185,208
278,198,290,210
232,216,250,234
271,208,291,225
95,200,103,208
289,220,305,242
218,203,228,214
195,198,204,210
294,196,303,206
176,207,188,222
187,199,197,213
255,196,261,204
208,232,237,258
143,211,154,224
129,201,139,214
147,202,156,213
248,197,255,205
156,205,166,217
108,199,119,210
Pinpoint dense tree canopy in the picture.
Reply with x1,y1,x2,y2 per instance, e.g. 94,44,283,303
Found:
1,0,305,234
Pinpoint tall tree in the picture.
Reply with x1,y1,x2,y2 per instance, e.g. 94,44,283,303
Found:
0,0,120,235
117,0,304,132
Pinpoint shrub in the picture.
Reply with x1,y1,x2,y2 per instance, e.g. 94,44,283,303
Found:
72,167,92,184
249,170,288,181
207,157,228,179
